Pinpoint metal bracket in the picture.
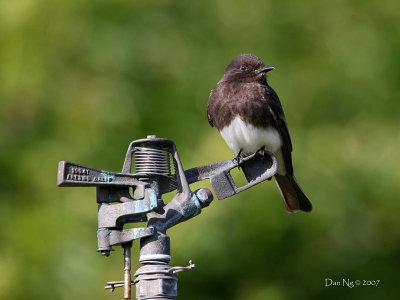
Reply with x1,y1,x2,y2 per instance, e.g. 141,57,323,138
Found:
97,188,158,228
184,150,278,199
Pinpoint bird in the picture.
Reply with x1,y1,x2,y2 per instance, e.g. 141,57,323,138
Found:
207,53,312,213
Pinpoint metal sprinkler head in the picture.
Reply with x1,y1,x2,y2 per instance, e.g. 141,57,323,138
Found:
57,135,277,299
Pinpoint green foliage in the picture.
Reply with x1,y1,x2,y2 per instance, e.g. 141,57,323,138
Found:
1,0,399,299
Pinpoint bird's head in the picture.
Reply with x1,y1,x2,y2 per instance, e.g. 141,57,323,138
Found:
222,53,274,83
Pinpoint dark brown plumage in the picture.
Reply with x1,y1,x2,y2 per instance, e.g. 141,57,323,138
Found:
207,53,312,213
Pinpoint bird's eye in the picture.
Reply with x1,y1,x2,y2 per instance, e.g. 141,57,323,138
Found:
240,65,247,71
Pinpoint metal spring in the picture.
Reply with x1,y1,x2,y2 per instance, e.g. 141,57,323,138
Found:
134,147,172,178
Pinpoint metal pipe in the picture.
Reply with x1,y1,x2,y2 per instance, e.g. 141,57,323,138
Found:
123,244,132,299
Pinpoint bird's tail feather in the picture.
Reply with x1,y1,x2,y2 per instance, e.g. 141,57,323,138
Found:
274,174,312,213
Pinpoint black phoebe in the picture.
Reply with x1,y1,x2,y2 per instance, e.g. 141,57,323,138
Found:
207,53,312,213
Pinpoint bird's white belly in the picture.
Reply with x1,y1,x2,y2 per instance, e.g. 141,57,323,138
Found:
220,116,282,154
220,116,286,175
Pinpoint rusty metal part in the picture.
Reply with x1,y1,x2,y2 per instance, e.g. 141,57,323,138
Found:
134,263,178,300
97,188,157,228
145,188,213,236
134,147,172,177
105,281,133,292
139,231,171,263
97,227,154,254
105,260,195,297
121,137,181,195
57,161,143,188
167,260,195,274
58,147,277,201
57,135,278,300
123,244,132,299
184,149,278,199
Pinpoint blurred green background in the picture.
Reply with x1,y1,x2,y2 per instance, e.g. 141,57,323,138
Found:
1,0,399,299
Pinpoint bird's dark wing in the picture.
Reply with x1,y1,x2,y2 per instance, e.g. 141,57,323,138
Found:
264,85,294,175
207,87,219,127
207,90,215,127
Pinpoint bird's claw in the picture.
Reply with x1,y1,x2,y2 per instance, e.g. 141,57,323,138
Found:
256,146,267,160
233,149,243,170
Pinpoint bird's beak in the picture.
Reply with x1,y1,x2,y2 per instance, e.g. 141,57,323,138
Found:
256,66,275,73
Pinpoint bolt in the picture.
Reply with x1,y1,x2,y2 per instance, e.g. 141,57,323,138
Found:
194,188,213,208
146,135,157,139
101,250,110,257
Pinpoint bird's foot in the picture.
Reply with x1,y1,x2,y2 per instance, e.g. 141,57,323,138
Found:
256,146,267,160
233,149,243,170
